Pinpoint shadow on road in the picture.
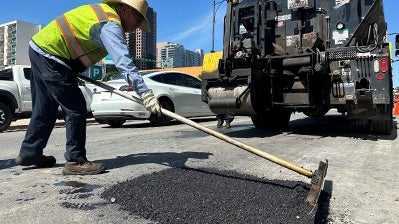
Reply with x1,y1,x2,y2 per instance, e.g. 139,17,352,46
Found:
0,159,16,170
97,151,213,170
99,117,218,129
223,114,398,141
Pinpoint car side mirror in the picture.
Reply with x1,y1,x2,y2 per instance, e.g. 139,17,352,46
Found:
396,34,399,56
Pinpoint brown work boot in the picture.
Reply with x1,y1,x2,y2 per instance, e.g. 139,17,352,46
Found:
62,160,107,175
15,155,56,168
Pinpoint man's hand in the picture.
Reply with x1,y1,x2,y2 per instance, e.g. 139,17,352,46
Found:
140,90,161,116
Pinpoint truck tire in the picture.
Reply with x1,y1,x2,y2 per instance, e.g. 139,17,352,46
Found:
372,104,393,134
371,119,393,134
351,105,393,134
351,118,393,134
351,119,370,133
0,102,13,132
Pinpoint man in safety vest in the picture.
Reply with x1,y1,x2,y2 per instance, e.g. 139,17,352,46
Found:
15,0,161,175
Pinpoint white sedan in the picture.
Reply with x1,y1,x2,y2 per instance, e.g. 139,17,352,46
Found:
90,71,215,127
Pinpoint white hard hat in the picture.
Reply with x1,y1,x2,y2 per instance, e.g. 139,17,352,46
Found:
104,0,151,32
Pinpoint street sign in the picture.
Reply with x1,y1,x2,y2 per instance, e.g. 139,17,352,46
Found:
90,66,103,80
79,66,103,80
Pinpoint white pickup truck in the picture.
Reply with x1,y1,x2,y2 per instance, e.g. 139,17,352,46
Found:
0,65,93,132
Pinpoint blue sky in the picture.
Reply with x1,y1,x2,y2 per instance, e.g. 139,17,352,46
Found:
1,0,398,87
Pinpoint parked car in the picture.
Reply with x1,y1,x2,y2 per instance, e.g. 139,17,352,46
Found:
90,71,215,127
0,65,93,132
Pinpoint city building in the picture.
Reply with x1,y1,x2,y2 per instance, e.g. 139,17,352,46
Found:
0,20,41,69
126,7,157,70
157,42,203,69
1,8,204,75
195,49,204,66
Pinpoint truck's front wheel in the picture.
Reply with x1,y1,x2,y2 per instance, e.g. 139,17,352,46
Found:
0,102,12,132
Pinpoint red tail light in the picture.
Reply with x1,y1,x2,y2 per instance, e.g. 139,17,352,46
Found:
376,73,384,80
380,58,388,73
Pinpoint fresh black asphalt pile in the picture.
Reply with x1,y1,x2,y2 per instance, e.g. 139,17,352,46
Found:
101,167,329,224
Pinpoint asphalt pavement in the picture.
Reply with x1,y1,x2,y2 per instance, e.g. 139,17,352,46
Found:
8,118,96,131
1,113,398,224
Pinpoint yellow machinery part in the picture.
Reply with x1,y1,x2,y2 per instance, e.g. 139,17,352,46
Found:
201,51,223,78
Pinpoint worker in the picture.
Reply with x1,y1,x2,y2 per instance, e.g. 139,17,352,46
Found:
15,0,161,175
216,114,234,129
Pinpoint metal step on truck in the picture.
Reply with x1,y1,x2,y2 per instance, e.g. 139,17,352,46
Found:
201,0,396,134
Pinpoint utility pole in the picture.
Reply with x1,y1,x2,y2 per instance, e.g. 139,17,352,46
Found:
212,0,216,53
212,0,225,53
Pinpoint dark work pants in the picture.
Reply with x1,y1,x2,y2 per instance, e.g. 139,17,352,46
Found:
19,47,87,162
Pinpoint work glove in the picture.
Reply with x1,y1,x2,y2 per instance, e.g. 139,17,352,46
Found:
140,90,162,116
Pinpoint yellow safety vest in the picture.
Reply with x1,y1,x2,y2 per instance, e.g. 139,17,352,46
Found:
32,4,120,70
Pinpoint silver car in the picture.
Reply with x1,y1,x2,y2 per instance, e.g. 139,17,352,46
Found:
90,71,214,127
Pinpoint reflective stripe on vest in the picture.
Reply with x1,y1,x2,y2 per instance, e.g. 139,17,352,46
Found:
55,4,117,68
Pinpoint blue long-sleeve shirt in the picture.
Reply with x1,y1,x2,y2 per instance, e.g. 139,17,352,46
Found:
30,20,149,95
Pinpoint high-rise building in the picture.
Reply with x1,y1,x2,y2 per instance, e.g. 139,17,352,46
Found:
157,42,185,68
126,7,157,70
1,7,158,72
157,42,203,69
1,8,204,73
195,49,204,66
0,20,41,69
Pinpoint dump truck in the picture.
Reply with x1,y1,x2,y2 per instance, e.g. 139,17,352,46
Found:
201,0,394,134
